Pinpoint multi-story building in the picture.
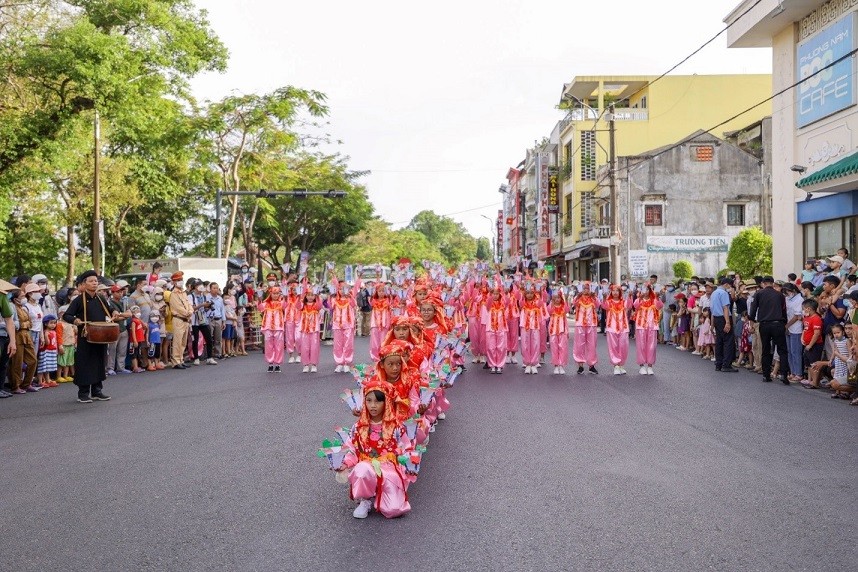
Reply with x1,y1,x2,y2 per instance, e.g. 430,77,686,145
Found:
557,74,772,280
725,0,858,276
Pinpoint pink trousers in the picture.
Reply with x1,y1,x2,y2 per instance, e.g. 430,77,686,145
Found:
572,326,598,366
333,327,355,366
301,332,320,365
468,317,485,357
285,322,298,354
485,330,507,368
636,328,658,365
550,333,568,366
263,330,284,364
520,329,541,366
370,327,387,361
539,320,548,354
606,331,629,366
506,321,519,353
349,461,411,519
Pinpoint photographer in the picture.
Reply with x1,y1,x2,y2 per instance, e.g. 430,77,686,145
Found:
189,279,217,366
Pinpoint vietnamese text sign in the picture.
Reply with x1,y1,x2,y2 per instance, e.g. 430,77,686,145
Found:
628,250,648,276
646,236,729,253
547,173,559,213
796,12,857,128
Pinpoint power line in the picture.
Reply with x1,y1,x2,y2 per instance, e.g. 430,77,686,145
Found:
388,201,503,225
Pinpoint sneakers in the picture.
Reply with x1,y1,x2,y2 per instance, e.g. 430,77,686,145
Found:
310,365,317,373
206,358,218,365
273,365,281,373
295,357,302,363
646,366,654,376
353,499,373,519
267,365,274,373
77,396,93,403
553,366,560,375
614,365,622,375
91,393,111,401
193,358,200,366
438,412,446,420
335,365,343,373
505,355,512,364
302,366,310,373
588,366,598,375
288,356,295,364
691,351,701,356
117,368,132,374
577,366,584,375
640,365,647,375
106,369,116,376
511,356,518,364
559,367,565,374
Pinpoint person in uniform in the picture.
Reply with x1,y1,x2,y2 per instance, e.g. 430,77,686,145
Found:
168,272,193,369
62,270,112,403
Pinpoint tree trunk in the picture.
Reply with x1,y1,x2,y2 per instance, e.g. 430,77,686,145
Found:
66,224,75,285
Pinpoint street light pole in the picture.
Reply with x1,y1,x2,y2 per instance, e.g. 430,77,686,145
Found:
92,109,101,273
480,214,497,264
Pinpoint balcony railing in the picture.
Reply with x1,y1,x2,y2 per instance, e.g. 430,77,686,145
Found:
578,225,610,242
561,107,648,132
610,108,648,121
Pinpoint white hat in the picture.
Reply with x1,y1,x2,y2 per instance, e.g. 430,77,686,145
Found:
31,273,48,283
153,279,167,288
115,280,129,288
828,255,845,264
142,285,153,294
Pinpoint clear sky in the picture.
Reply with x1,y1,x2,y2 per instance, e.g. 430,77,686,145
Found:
190,0,772,241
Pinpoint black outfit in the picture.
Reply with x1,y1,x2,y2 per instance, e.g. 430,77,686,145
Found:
713,315,736,370
749,286,789,380
63,292,110,399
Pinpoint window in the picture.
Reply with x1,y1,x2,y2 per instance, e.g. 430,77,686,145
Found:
644,204,662,226
581,131,596,181
727,204,745,226
692,145,714,162
640,95,648,109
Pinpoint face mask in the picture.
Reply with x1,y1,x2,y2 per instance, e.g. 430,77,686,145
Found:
134,313,142,319
268,281,276,287
150,316,160,323
176,282,184,289
31,293,42,302
154,294,163,301
241,268,248,273
196,285,204,293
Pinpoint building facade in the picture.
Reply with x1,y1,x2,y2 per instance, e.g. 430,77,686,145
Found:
726,0,858,275
556,74,772,280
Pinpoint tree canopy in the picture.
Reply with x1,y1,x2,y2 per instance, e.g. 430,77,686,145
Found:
726,228,773,277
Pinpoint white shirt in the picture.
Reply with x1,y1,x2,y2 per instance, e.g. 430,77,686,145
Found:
785,293,805,335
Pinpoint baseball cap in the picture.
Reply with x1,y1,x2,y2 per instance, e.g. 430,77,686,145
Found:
115,279,129,288
31,273,48,283
110,285,122,293
828,255,845,264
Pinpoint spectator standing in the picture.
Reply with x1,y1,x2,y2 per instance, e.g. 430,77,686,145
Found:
32,274,57,318
106,285,131,375
711,277,737,372
836,248,855,275
130,279,153,324
168,272,193,369
357,283,372,337
0,279,18,398
818,275,847,358
189,279,216,366
783,282,805,382
147,262,163,286
748,276,789,384
208,282,225,359
62,270,111,403
10,288,38,393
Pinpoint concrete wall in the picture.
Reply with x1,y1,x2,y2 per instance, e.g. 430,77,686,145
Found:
622,134,763,280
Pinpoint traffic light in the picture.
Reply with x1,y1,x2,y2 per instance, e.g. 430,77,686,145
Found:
325,190,346,198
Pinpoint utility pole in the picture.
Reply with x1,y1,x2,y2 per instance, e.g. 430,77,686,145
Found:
608,104,621,285
92,109,101,274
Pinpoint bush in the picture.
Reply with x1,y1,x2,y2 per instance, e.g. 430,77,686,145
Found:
726,227,773,277
672,260,694,280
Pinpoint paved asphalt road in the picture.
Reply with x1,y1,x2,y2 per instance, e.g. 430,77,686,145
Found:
1,335,855,572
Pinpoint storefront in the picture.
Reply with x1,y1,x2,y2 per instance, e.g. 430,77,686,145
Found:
796,153,858,262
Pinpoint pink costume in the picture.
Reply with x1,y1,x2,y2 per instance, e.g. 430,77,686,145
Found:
258,297,286,365
343,422,413,519
465,280,487,360
601,295,631,366
572,293,599,366
519,297,546,366
506,290,521,355
331,285,358,367
633,294,664,366
284,293,301,355
369,295,392,361
548,300,569,366
538,289,549,355
481,297,508,369
298,297,323,365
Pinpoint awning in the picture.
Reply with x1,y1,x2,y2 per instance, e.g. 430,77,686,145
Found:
796,150,858,189
564,246,592,261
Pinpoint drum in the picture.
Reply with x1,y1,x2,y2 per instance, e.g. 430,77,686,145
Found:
84,321,120,344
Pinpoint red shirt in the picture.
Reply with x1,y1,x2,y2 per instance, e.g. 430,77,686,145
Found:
131,318,147,344
801,314,823,346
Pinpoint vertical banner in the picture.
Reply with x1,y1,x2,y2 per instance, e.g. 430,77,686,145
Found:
547,172,559,213
537,152,550,239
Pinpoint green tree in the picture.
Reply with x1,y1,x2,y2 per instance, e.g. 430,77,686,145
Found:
406,210,477,265
726,227,773,277
314,219,445,267
475,237,492,261
672,260,694,280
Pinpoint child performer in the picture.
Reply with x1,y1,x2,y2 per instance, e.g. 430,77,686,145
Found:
331,279,359,373
481,282,508,374
602,285,632,375
284,281,302,363
633,284,664,375
336,377,414,519
298,286,323,373
519,284,546,375
258,286,286,373
37,316,60,387
548,289,570,375
505,281,521,364
465,278,488,364
369,283,393,361
538,281,550,365
572,282,600,375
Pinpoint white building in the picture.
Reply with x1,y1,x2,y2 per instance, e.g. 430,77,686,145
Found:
726,0,858,275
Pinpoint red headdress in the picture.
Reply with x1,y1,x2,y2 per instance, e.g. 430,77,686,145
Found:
355,378,399,450
382,317,419,347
